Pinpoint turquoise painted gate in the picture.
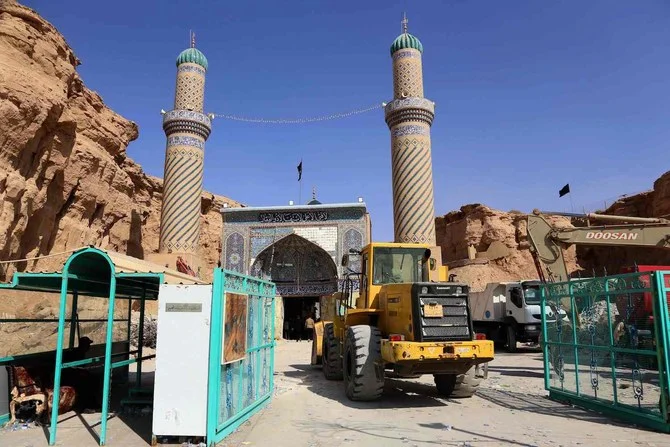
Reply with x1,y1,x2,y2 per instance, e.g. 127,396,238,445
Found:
540,271,670,432
206,269,276,445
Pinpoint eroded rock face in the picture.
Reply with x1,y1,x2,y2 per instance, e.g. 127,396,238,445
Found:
435,171,670,291
605,171,670,219
0,1,240,282
435,204,578,292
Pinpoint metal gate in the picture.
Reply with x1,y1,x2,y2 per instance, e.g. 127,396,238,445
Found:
540,271,670,432
206,269,276,445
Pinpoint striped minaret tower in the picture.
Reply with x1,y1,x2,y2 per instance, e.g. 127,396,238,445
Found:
385,15,437,246
158,33,212,268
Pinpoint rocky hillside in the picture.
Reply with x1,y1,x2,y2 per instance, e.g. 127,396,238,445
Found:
436,171,670,291
603,171,670,218
435,205,579,291
0,1,240,282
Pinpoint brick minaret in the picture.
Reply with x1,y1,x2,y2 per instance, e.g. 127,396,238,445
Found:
154,34,211,273
384,15,437,245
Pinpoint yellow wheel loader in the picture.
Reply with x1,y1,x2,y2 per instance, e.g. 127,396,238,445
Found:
311,242,494,401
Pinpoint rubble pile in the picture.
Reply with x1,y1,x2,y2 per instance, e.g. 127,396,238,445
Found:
130,313,157,349
577,300,620,365
435,205,578,291
578,300,619,329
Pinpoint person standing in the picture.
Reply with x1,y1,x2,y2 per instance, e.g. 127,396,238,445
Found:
304,314,315,341
294,315,303,342
283,319,290,340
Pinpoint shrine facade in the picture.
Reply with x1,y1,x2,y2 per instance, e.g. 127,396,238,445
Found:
220,202,371,297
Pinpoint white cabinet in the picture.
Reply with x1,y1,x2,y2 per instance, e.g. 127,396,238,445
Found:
152,284,212,437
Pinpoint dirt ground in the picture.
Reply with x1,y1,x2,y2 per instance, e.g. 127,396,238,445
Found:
222,341,669,447
2,342,669,446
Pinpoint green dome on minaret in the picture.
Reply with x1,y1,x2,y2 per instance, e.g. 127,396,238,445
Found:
390,14,423,55
176,47,208,71
390,33,423,55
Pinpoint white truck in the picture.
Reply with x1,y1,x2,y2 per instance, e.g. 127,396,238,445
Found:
470,280,566,352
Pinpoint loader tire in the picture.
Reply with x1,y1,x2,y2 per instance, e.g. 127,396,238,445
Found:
322,323,342,380
434,373,457,397
450,363,487,398
343,325,384,401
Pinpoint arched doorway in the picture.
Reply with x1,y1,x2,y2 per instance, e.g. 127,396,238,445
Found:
251,234,338,340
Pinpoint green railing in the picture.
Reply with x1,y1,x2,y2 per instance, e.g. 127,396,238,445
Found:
541,271,670,432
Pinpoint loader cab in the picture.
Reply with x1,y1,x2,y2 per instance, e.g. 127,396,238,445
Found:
342,243,437,310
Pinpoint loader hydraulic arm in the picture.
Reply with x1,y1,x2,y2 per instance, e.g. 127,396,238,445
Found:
526,210,670,283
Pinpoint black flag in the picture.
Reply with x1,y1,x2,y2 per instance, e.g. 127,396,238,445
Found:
559,183,570,197
297,160,302,181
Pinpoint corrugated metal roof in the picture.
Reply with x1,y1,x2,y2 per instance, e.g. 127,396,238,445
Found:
99,249,206,285
0,247,207,298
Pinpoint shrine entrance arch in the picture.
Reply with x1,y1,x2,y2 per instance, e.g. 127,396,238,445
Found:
250,234,338,340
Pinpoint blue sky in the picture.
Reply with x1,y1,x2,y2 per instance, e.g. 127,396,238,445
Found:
25,0,670,242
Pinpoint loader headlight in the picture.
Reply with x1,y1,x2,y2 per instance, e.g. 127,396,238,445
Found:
456,287,462,294
421,286,428,294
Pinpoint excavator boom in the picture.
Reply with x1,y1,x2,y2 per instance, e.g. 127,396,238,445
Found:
527,211,670,283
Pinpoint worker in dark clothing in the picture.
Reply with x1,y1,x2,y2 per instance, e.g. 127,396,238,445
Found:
294,316,303,342
61,336,101,412
63,336,93,363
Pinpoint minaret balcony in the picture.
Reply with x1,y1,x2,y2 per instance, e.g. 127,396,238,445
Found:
162,109,212,140
384,97,435,128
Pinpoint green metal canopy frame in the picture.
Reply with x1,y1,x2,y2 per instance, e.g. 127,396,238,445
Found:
0,246,203,446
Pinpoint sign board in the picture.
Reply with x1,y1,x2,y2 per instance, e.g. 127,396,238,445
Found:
165,302,203,312
223,292,248,364
258,211,328,223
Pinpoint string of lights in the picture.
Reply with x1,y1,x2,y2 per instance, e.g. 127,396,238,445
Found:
210,102,385,124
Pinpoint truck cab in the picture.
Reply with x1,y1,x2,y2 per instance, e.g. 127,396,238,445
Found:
507,281,548,342
470,280,568,352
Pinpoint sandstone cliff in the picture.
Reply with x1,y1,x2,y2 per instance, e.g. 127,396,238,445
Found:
603,171,670,219
435,171,670,291
435,204,579,292
0,1,240,283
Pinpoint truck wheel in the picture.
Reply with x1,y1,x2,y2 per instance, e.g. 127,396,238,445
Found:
343,325,384,401
506,325,518,353
322,323,343,380
434,374,457,397
450,363,487,398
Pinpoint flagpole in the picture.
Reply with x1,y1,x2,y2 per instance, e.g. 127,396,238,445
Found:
559,183,572,213
298,158,303,204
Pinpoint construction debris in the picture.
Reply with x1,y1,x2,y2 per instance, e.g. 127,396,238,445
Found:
130,313,158,349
